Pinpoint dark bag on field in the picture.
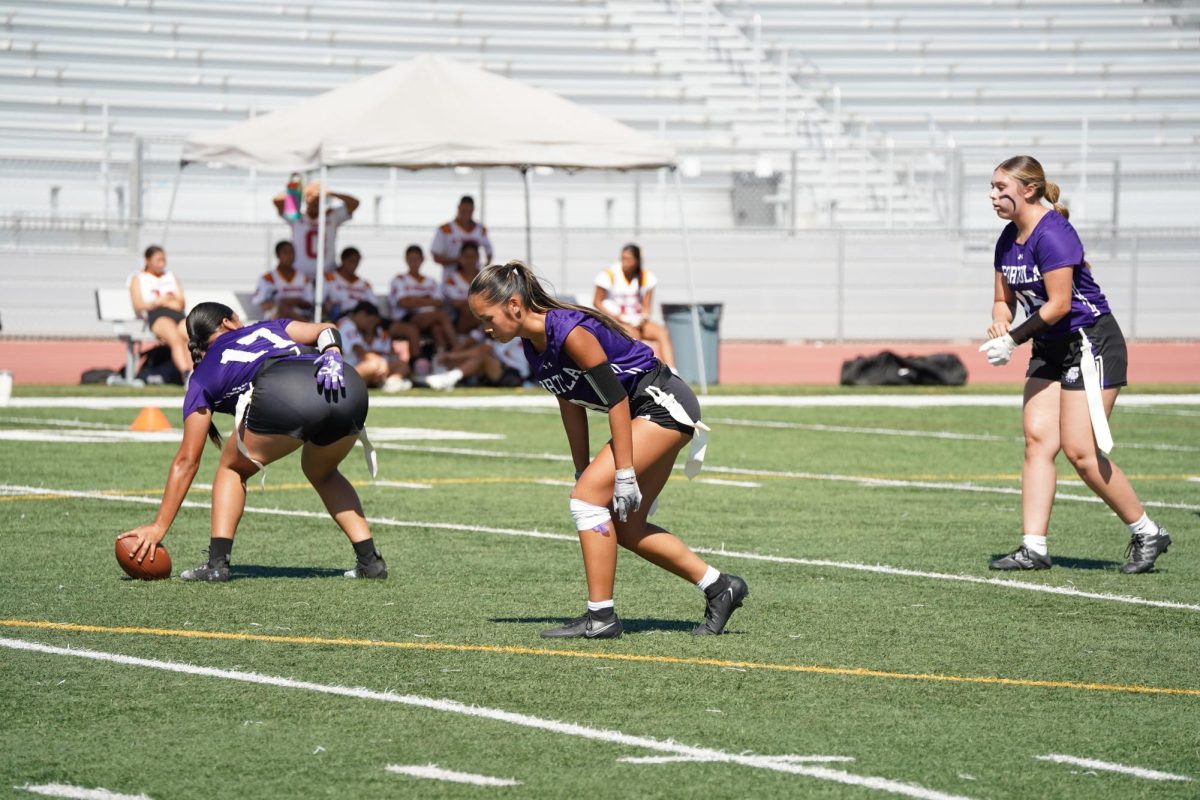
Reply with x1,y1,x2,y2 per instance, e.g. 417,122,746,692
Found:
840,351,967,386
80,367,120,384
136,345,184,386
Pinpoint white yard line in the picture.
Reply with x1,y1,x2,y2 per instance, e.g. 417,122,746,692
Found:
373,481,433,490
1034,754,1192,782
620,755,855,765
7,394,1200,410
376,444,1200,513
0,638,971,800
385,764,520,787
696,478,762,488
14,785,151,800
708,418,1200,453
3,483,1196,613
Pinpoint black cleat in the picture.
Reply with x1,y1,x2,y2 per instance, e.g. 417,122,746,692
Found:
179,557,230,582
344,550,388,579
693,574,748,636
540,610,623,639
989,546,1051,571
1121,529,1171,574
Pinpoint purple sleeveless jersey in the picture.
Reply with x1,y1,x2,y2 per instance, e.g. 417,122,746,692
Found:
993,210,1111,340
523,309,657,411
183,318,311,418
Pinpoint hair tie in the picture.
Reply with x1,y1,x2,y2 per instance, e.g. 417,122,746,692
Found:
511,267,519,279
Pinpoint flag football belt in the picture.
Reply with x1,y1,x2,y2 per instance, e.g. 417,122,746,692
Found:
643,382,709,479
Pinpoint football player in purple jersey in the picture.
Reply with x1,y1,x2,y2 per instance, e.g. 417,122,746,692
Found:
980,155,1169,574
117,301,387,582
468,261,748,639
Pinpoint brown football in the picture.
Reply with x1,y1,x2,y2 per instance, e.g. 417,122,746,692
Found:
115,536,172,580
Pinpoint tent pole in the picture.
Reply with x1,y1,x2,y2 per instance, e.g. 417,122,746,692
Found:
314,158,328,322
522,166,532,264
161,161,184,248
673,169,708,394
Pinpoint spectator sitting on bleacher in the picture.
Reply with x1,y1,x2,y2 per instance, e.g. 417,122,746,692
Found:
438,330,528,389
389,244,456,354
252,240,315,321
593,243,676,370
127,244,192,379
324,247,378,321
272,182,359,278
441,240,483,336
430,195,493,281
336,301,412,393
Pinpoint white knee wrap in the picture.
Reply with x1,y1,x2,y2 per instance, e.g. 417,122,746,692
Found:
570,498,612,532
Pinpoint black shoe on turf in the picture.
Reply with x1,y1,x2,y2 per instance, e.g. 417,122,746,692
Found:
540,610,623,639
988,546,1051,571
179,558,230,582
692,574,749,636
344,551,388,579
1121,529,1171,574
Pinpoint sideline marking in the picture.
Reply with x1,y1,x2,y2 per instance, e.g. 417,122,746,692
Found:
0,637,971,800
14,785,151,800
1035,754,1192,782
3,620,1199,698
6,393,1200,410
2,483,1197,613
385,764,520,787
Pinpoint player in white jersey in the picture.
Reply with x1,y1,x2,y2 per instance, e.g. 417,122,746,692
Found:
323,247,379,321
252,241,315,321
389,244,456,352
442,240,483,335
430,195,493,280
127,245,192,379
337,301,412,392
273,182,359,278
593,244,676,370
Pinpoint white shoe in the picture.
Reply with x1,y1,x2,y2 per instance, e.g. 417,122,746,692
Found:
383,375,412,392
424,368,463,391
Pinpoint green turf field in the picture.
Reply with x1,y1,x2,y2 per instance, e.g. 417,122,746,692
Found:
1,388,1197,799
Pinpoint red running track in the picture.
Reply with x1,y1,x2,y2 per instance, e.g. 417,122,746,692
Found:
0,339,1197,386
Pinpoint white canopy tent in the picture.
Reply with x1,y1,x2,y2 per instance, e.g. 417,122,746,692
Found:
178,55,710,389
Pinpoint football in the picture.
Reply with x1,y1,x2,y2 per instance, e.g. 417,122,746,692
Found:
115,536,172,580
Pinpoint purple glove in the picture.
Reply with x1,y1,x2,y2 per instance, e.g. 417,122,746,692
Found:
314,350,345,393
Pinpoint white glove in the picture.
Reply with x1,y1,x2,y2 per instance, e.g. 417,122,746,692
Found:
612,467,642,523
979,334,1017,367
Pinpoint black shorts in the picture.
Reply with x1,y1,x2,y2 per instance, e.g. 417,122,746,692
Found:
245,358,369,445
629,361,702,436
1027,314,1128,391
146,308,185,328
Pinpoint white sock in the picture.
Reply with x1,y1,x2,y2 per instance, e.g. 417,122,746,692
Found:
1022,535,1048,556
587,599,614,613
696,565,721,592
1128,513,1160,537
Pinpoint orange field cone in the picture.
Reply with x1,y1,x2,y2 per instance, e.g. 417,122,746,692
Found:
130,406,172,432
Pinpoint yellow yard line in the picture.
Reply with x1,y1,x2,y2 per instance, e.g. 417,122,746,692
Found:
3,618,1197,698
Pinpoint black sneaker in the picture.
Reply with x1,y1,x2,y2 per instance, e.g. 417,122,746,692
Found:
1121,529,1171,574
692,574,748,636
988,546,1051,571
540,610,623,639
344,550,388,579
179,558,230,582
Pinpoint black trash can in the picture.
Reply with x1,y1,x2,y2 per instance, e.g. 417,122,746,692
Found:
661,303,722,386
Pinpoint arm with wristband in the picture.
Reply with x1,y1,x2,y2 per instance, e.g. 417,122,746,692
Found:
562,326,640,521
980,268,1074,366
286,321,345,392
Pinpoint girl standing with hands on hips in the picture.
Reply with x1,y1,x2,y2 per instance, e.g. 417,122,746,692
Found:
980,155,1170,574
468,262,747,638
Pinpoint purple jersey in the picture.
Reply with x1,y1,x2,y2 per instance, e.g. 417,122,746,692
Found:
183,319,310,418
523,309,657,411
993,211,1110,340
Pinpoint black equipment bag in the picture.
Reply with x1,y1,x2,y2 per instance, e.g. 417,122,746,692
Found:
840,351,967,386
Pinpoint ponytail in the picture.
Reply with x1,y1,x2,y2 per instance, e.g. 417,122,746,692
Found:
1043,180,1069,219
469,261,632,340
184,301,235,448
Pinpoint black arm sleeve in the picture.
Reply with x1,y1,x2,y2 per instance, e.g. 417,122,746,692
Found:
1008,312,1052,345
582,363,627,409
